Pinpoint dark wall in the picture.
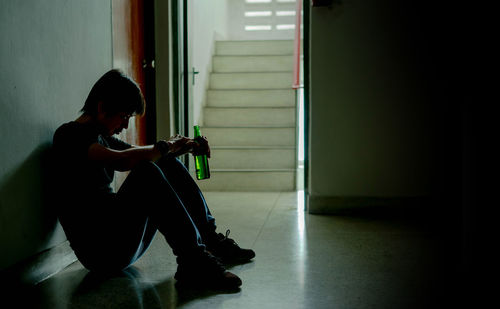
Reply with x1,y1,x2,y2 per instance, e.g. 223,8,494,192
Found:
310,0,493,305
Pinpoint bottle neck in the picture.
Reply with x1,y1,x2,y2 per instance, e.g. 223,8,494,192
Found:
193,125,201,138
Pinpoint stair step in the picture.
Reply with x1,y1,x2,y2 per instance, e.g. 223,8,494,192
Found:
210,72,293,89
213,55,294,73
216,40,294,56
204,107,296,127
207,89,295,107
202,127,295,146
196,169,296,191
210,147,295,169
199,40,297,192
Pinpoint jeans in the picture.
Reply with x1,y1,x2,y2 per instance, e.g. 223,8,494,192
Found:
76,157,217,272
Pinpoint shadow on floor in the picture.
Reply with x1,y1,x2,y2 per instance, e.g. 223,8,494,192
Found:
2,263,246,309
35,265,244,309
68,267,163,309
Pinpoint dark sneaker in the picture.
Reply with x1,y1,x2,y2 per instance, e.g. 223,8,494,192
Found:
207,230,256,264
175,251,242,290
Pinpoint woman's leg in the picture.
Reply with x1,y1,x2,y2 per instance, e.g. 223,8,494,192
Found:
121,217,158,265
117,160,206,259
75,211,156,272
155,157,218,243
153,158,255,264
116,160,243,289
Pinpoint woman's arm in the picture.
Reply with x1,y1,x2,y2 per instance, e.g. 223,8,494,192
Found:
86,134,209,171
87,143,161,171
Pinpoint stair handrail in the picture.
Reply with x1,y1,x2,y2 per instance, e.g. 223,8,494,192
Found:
293,0,303,89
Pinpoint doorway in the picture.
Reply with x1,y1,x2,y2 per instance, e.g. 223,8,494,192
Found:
171,0,307,197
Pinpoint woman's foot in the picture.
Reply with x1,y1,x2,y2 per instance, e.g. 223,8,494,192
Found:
206,230,256,265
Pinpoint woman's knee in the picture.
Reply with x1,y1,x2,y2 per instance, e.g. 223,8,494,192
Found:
130,160,165,180
156,157,190,178
119,161,166,195
135,160,160,172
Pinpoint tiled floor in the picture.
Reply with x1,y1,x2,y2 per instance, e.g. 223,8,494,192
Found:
7,192,460,308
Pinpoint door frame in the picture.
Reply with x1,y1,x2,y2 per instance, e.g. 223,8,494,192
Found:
303,0,310,209
171,0,191,167
170,0,310,186
143,0,157,145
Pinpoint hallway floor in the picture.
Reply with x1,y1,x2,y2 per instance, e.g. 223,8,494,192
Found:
9,192,459,308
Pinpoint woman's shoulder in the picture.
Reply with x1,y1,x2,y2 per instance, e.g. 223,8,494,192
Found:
55,120,78,132
53,121,98,145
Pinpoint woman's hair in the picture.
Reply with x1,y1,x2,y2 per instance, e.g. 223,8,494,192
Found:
81,69,145,117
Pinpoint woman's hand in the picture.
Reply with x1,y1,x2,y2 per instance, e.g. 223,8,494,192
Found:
165,134,196,157
160,134,211,158
192,136,211,158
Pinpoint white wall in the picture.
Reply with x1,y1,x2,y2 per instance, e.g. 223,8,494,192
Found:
308,0,448,213
190,0,229,126
0,0,112,271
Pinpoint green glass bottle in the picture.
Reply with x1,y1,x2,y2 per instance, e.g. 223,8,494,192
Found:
193,125,210,180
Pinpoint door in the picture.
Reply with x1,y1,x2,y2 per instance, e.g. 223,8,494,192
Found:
111,0,156,146
111,0,156,186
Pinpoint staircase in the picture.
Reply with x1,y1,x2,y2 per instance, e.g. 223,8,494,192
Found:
197,40,297,192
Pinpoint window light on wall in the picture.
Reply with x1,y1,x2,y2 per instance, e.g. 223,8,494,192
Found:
245,11,273,17
246,0,296,3
276,24,295,30
276,10,296,16
245,25,272,31
245,0,272,3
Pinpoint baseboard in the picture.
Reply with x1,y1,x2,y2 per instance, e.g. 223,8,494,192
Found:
0,240,77,286
307,195,431,216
